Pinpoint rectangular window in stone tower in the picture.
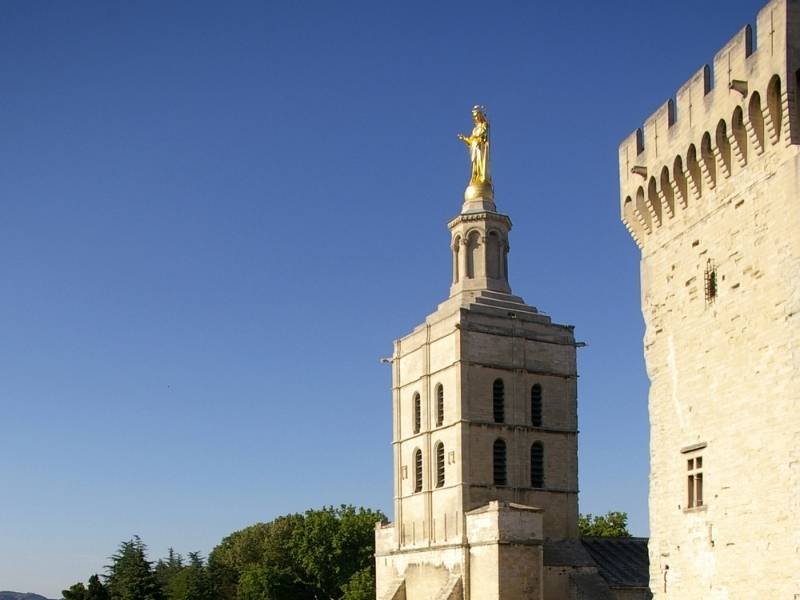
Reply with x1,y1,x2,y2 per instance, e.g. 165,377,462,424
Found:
687,456,704,508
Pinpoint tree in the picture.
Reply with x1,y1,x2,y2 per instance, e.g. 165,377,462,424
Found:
208,505,386,600
63,583,87,600
63,575,108,600
87,574,110,600
105,536,165,600
341,567,374,600
578,511,631,537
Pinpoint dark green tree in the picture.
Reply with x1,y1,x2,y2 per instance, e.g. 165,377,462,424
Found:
87,574,110,600
578,511,631,537
341,566,375,600
105,536,165,600
62,582,87,600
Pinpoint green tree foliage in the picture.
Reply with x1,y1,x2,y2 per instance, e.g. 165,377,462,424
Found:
340,567,374,600
63,575,109,600
208,505,385,600
578,511,631,537
62,583,87,600
87,575,111,600
105,536,164,600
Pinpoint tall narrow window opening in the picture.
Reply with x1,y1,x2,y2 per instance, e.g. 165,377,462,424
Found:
704,259,717,304
531,384,543,427
436,384,444,427
492,378,505,423
493,439,507,486
687,456,704,508
413,393,421,434
414,448,423,493
531,442,544,488
435,442,445,488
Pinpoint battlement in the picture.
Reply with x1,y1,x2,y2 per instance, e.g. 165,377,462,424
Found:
619,0,800,249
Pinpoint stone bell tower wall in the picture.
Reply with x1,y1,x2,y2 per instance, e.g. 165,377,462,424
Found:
618,0,800,597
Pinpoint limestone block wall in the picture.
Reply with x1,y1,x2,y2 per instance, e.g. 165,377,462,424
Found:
618,0,800,596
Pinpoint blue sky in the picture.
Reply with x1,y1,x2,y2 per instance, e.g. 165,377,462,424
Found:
0,0,764,595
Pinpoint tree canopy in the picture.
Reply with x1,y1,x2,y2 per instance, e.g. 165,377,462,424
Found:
63,505,385,600
578,511,631,537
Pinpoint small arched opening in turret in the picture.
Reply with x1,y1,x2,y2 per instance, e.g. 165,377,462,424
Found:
486,230,502,280
716,119,732,176
452,235,461,284
673,156,688,207
732,106,748,164
413,448,423,493
466,231,480,279
767,75,782,142
687,144,702,198
660,167,674,216
648,177,662,225
749,92,765,151
701,132,716,187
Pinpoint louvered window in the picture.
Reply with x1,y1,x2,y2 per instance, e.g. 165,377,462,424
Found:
531,384,542,427
435,442,445,488
492,379,504,423
436,384,444,427
493,439,507,486
413,393,421,434
531,442,544,488
414,449,423,493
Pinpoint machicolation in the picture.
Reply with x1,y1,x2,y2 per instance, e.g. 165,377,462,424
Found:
619,0,800,248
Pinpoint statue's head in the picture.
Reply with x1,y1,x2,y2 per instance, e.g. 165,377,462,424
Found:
472,105,488,124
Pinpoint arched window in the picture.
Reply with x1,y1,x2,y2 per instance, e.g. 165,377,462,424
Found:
487,231,501,279
767,75,782,142
493,439,507,486
413,393,421,434
749,92,765,150
466,231,480,279
435,442,445,488
531,442,544,488
531,384,542,427
492,378,504,423
452,236,461,284
414,448,423,493
435,384,444,427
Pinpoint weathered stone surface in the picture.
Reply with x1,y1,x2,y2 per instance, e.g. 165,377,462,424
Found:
619,0,800,596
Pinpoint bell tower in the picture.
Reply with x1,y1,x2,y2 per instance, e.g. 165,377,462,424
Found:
375,108,580,600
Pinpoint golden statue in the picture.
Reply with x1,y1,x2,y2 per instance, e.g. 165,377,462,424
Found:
458,105,491,186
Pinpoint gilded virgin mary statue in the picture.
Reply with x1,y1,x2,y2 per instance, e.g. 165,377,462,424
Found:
457,105,491,186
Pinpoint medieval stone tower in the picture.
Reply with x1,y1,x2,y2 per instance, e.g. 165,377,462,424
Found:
619,0,800,596
375,136,580,599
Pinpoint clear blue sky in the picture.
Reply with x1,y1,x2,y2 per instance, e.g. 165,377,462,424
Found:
0,1,763,595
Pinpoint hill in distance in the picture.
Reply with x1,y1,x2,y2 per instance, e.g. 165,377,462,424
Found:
0,592,55,600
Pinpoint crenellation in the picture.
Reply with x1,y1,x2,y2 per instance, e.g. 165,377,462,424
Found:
619,0,800,250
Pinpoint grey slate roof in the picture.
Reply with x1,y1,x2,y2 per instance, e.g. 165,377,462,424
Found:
580,537,650,588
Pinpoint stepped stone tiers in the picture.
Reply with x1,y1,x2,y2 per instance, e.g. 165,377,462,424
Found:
618,0,800,597
376,112,650,599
